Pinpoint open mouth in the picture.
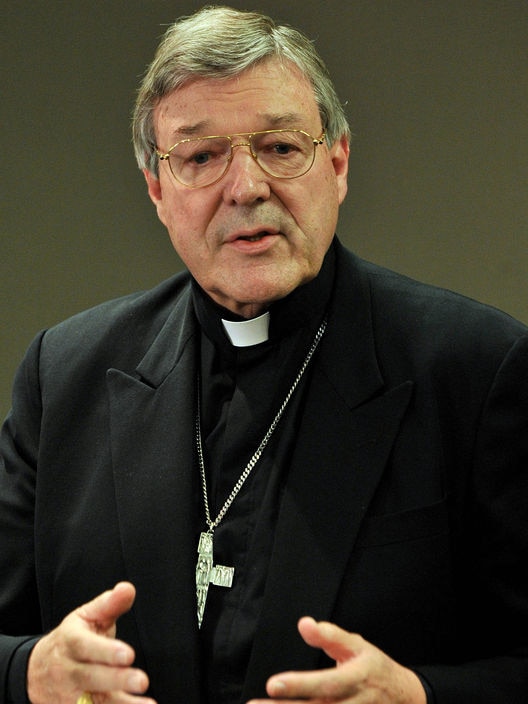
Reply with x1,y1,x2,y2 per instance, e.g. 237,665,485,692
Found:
237,231,270,242
226,229,280,251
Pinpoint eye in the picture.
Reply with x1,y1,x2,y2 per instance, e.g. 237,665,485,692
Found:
272,142,297,155
191,151,212,165
255,132,307,158
176,138,230,168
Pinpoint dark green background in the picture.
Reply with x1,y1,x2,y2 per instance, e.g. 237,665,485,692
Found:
2,1,527,420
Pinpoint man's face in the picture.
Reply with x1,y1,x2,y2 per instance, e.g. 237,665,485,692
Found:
144,59,349,318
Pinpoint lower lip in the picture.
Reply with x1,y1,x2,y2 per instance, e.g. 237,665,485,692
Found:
227,233,280,253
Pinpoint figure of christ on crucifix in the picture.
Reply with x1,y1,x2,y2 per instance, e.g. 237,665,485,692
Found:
196,531,234,627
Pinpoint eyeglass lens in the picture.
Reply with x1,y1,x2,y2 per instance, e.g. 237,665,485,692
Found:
167,131,317,187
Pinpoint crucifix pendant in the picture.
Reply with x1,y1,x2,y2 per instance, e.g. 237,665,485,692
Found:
196,531,234,628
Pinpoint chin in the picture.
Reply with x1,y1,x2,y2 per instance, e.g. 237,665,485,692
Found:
240,279,301,307
211,265,313,314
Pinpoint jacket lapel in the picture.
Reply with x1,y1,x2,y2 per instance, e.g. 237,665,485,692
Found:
243,246,414,698
107,288,203,703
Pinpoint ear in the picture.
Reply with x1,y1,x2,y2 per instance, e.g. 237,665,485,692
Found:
330,135,350,204
143,168,169,227
143,168,162,205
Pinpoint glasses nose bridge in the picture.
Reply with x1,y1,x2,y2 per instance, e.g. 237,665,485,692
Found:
227,135,262,177
230,135,256,157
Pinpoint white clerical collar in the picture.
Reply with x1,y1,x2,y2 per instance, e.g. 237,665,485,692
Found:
221,311,270,347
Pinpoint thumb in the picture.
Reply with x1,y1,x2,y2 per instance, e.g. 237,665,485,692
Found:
297,616,360,664
76,582,136,635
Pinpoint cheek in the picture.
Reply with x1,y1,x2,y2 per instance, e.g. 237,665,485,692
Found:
164,205,216,269
300,176,340,242
157,191,208,247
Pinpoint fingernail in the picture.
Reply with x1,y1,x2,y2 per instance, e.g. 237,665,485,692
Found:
115,647,130,665
269,679,286,695
127,672,145,692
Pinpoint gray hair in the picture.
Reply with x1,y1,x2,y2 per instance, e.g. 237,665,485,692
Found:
132,5,351,175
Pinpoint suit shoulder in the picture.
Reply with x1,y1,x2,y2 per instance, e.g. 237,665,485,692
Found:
334,245,528,384
38,271,192,367
348,250,527,342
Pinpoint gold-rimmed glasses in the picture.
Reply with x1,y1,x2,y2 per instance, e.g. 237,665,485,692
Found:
156,128,326,189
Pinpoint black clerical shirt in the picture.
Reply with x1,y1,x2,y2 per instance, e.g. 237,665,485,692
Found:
191,244,335,704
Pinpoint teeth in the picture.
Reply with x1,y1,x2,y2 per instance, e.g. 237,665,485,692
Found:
241,232,266,242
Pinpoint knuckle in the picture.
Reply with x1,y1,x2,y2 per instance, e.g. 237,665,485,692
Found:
69,662,88,687
319,682,340,699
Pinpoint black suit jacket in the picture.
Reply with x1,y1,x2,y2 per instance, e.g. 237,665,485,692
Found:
1,241,528,703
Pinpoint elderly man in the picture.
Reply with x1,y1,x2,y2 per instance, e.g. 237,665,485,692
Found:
1,6,527,704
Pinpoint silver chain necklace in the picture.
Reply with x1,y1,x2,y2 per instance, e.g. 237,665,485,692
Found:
194,317,327,627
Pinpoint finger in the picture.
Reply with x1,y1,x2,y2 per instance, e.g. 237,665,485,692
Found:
92,696,156,704
63,583,138,668
29,635,151,704
298,616,362,663
65,625,136,668
74,662,149,696
247,700,327,704
92,695,157,704
265,665,359,701
248,699,332,704
259,618,366,701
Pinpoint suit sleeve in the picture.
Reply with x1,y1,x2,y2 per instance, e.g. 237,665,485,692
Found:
418,335,528,702
0,333,46,702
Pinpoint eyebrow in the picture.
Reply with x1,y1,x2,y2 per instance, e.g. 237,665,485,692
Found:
261,112,307,128
170,112,309,140
171,121,211,138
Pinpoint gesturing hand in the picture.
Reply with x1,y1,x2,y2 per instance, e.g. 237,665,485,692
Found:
248,617,426,703
27,582,157,704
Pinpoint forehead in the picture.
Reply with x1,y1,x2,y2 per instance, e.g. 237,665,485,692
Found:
153,60,321,138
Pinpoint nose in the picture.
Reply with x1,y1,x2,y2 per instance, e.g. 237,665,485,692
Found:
221,142,271,205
